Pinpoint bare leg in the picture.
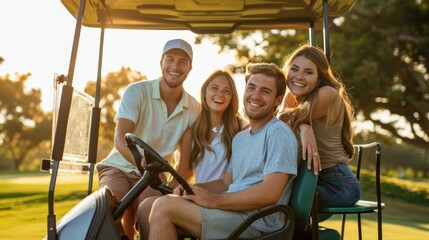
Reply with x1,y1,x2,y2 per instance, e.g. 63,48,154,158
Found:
113,186,161,240
110,190,130,238
133,185,163,239
136,196,160,240
98,167,135,239
148,195,202,240
122,207,136,239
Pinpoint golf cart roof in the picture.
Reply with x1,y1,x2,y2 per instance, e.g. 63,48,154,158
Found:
61,0,356,33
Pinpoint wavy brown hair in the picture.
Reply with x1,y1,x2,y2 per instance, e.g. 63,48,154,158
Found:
244,62,287,98
189,70,243,168
279,45,355,158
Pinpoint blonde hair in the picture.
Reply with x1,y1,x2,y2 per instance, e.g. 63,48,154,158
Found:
189,70,243,167
279,45,355,158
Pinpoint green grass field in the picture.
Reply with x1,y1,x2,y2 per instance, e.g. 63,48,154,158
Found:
0,172,428,240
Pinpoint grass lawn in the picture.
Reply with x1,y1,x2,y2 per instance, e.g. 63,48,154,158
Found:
319,194,429,240
0,172,95,240
0,172,428,240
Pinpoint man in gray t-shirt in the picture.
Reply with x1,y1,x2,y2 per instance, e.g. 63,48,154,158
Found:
138,62,298,239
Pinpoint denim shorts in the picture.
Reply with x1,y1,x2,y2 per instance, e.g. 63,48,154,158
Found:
316,163,361,207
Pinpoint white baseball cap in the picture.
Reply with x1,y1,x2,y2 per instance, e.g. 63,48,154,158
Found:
162,39,193,61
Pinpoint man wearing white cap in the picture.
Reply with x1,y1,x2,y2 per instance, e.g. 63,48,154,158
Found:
96,39,200,239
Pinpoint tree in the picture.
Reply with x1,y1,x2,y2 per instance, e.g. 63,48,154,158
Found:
84,67,146,159
331,0,429,148
198,0,429,150
0,73,51,170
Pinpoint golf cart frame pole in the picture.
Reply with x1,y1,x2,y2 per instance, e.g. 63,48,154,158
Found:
309,20,315,47
86,7,107,195
47,0,87,239
323,0,331,62
309,1,330,60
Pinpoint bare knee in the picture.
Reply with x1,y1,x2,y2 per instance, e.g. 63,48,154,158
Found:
137,197,156,223
148,195,202,238
137,196,161,239
150,195,177,220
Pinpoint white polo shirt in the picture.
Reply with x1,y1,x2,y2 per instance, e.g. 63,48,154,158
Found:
99,78,200,174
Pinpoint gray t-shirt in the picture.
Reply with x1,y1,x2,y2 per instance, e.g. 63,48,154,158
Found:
227,117,298,232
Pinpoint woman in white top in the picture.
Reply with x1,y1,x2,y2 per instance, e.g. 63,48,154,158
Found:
173,69,248,185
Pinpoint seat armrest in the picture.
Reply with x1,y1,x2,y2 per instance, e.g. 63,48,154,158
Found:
226,204,295,240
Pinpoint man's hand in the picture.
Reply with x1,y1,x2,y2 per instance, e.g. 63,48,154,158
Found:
182,185,217,209
172,185,186,196
140,156,146,169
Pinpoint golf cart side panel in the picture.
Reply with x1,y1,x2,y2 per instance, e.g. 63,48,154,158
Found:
60,0,357,33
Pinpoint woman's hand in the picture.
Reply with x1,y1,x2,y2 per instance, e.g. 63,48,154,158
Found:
299,124,322,175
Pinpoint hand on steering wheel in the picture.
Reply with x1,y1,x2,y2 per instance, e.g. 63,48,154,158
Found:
125,133,194,195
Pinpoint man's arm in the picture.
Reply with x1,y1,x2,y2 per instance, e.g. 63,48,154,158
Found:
183,172,289,211
197,171,232,193
169,127,194,188
174,171,231,196
114,118,138,165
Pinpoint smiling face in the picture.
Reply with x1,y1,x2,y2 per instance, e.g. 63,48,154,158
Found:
286,55,319,99
205,75,233,114
160,48,193,88
244,73,282,122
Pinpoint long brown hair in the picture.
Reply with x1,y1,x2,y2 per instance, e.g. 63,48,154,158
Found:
279,45,355,158
189,70,243,168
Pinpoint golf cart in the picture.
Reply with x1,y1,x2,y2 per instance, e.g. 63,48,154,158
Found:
41,1,356,239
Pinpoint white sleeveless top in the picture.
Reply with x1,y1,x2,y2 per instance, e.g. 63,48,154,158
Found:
194,119,248,183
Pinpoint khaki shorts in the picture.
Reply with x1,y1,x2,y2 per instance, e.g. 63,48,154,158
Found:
97,165,166,206
200,207,262,239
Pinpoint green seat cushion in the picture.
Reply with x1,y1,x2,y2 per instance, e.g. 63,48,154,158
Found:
318,227,340,240
321,200,385,214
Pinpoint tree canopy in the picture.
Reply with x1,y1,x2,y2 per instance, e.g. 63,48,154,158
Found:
0,72,51,170
197,0,429,149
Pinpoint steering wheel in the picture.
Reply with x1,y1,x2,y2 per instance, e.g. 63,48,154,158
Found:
124,133,194,195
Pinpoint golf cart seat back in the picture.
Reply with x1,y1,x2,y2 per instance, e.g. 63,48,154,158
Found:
289,160,341,240
55,186,121,239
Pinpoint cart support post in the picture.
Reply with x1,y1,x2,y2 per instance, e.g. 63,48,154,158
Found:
323,0,331,62
47,0,87,239
86,14,106,194
309,20,315,46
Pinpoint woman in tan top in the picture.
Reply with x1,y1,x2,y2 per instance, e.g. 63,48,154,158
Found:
278,45,360,208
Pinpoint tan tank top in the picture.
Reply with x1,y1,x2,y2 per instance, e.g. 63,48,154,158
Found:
313,120,350,169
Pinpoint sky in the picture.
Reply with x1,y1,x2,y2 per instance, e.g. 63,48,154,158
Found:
0,0,241,111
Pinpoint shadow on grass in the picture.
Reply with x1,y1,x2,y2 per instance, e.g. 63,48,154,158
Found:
1,190,88,209
322,193,429,234
0,192,45,199
381,195,429,232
